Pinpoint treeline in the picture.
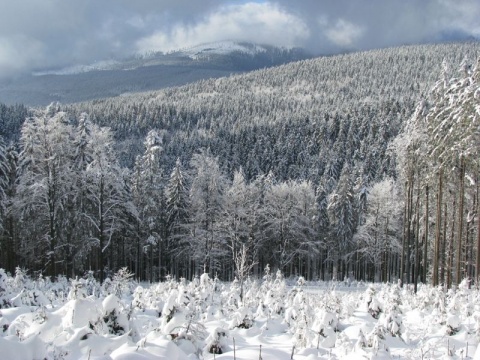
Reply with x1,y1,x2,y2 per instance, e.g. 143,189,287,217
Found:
393,58,480,290
0,103,30,141
0,105,394,282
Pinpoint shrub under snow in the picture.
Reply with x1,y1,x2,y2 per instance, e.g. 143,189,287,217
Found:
0,269,478,359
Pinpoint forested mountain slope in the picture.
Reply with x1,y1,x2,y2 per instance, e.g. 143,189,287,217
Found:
0,42,311,106
67,42,480,183
0,42,479,284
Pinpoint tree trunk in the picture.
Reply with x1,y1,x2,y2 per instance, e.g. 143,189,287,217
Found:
440,202,447,284
414,186,420,293
433,170,443,286
48,181,57,279
99,176,105,283
405,172,414,284
383,215,389,283
476,167,480,284
455,156,465,286
401,179,408,285
423,185,429,283
447,196,456,289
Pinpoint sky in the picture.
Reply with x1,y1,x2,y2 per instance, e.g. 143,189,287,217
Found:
0,0,479,78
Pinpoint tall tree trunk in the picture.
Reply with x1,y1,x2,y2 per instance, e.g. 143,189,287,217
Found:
406,172,414,284
49,201,56,278
99,176,105,283
476,167,480,284
5,216,16,275
440,202,447,284
447,196,456,289
383,217,389,283
433,170,443,286
455,156,466,286
401,180,408,285
423,185,429,283
466,211,473,283
414,186,420,293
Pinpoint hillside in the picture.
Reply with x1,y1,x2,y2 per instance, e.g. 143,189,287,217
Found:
0,42,311,106
0,41,479,284
66,42,480,182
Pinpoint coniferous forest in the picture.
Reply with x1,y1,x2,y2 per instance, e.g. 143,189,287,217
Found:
0,42,479,289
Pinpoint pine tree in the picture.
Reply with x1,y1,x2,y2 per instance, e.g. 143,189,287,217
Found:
1,143,19,274
132,130,165,281
327,163,356,280
165,158,190,278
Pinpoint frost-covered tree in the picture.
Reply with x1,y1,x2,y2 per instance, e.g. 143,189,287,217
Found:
261,180,317,273
132,129,165,281
327,163,356,280
424,58,480,286
222,168,253,279
166,158,190,278
16,106,76,277
188,149,227,275
83,125,137,282
0,142,19,274
394,56,480,287
354,178,402,282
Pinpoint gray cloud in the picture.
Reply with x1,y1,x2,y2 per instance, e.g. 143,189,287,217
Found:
274,0,480,52
0,0,479,78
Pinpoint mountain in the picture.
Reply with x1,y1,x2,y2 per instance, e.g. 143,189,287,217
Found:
1,41,479,284
64,42,480,179
0,41,312,106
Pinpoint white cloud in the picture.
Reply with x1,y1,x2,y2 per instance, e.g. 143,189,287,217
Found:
136,2,309,53
0,0,479,78
440,0,480,37
0,36,45,75
325,19,365,47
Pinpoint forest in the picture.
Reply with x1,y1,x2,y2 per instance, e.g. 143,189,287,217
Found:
0,42,479,290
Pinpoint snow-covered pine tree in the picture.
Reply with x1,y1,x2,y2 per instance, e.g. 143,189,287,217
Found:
165,158,190,278
132,129,165,282
327,163,356,281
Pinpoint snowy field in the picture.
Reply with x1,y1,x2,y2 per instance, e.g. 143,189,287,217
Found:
1,268,479,359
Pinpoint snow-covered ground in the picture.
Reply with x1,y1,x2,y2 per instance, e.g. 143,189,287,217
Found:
0,268,479,359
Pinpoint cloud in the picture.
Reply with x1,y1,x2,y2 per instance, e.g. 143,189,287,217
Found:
0,0,479,78
274,0,480,52
325,19,365,47
0,36,46,75
136,2,309,53
0,0,225,78
440,0,480,37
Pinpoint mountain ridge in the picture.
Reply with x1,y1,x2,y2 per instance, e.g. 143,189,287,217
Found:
63,41,480,179
0,41,312,106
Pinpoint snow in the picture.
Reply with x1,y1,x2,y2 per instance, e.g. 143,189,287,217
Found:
0,272,479,359
32,60,120,76
31,41,267,76
177,41,267,60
